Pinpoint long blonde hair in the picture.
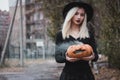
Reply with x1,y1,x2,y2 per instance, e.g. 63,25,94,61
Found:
62,7,89,39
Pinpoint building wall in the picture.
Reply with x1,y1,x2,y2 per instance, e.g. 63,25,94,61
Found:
8,0,55,58
25,0,48,57
0,10,10,46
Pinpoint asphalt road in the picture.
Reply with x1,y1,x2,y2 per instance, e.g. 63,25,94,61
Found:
0,59,64,80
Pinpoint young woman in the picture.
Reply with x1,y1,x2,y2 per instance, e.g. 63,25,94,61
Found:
55,1,99,80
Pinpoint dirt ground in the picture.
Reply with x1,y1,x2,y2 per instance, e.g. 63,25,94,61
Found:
93,54,120,80
94,66,120,80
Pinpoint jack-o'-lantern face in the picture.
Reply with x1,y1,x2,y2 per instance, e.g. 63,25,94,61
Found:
67,44,93,58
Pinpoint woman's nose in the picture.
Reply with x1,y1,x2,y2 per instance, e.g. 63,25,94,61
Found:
77,15,81,18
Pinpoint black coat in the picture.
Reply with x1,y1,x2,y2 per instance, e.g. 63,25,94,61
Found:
55,31,98,80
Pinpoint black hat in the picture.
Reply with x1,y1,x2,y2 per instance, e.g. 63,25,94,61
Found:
63,1,94,22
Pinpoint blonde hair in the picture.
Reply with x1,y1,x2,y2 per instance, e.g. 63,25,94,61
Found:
62,7,89,39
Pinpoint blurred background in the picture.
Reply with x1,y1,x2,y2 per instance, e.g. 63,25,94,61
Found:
0,0,120,80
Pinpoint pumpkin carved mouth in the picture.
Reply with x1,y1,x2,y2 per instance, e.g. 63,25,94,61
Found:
74,49,85,54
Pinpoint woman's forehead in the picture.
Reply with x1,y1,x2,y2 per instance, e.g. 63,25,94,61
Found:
76,8,85,13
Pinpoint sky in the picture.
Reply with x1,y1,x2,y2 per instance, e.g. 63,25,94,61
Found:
0,0,9,11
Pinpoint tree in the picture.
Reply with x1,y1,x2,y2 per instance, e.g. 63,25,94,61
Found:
96,0,120,68
84,0,120,68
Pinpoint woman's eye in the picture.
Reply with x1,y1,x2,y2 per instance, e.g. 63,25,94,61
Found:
75,12,79,15
81,13,85,17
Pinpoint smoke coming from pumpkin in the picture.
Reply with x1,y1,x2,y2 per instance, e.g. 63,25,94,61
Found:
55,41,84,55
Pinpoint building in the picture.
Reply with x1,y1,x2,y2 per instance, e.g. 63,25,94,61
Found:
8,0,54,58
0,10,10,58
0,10,10,47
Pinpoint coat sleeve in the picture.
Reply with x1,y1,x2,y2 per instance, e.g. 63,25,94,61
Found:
55,31,66,63
89,32,99,62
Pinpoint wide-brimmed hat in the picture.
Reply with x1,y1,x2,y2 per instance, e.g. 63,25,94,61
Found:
63,1,94,22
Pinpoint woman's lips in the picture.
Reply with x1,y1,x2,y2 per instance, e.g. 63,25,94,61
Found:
76,20,80,23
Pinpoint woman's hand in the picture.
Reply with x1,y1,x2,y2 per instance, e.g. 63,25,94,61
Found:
65,45,80,62
66,52,79,62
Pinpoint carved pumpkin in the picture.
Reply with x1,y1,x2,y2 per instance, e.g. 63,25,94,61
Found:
67,44,93,58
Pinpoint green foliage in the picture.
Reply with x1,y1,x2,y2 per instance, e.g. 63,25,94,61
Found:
83,0,120,68
96,0,120,68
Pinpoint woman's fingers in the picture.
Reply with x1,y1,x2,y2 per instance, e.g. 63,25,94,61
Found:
66,53,79,62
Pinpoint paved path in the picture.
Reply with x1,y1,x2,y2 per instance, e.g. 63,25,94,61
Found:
0,59,64,80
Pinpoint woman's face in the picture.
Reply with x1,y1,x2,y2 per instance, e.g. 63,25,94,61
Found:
71,8,85,26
